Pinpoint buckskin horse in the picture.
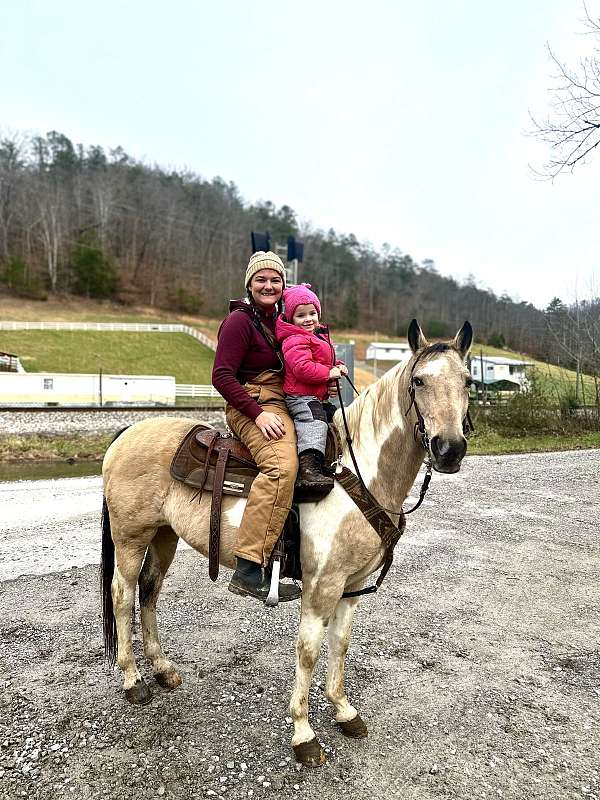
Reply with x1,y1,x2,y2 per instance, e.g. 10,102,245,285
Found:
100,319,473,766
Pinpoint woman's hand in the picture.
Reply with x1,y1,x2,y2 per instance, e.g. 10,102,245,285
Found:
329,366,342,379
255,410,286,440
338,364,349,376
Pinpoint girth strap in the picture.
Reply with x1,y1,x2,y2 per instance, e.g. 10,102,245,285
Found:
208,448,229,581
335,465,405,598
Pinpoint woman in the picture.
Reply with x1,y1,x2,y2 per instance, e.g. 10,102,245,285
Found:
212,251,301,602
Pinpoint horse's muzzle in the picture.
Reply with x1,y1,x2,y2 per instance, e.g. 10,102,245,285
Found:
429,435,467,473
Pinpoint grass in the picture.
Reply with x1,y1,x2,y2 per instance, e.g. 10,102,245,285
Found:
1,429,599,463
0,292,220,338
0,331,215,383
0,433,113,462
468,429,600,455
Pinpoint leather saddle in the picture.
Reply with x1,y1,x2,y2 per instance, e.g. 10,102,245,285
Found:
170,424,341,583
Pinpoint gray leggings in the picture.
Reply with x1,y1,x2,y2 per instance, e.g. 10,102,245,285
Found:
284,394,328,455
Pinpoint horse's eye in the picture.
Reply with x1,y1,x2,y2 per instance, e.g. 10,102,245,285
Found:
413,377,424,387
465,377,473,388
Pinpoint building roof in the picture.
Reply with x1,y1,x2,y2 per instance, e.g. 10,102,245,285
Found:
472,356,533,366
368,342,410,349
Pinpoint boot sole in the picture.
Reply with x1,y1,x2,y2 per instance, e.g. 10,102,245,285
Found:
228,583,301,603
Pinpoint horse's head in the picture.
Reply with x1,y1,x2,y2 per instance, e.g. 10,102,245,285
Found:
406,319,473,474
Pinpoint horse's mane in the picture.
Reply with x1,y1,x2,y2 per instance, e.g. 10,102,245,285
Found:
340,341,462,447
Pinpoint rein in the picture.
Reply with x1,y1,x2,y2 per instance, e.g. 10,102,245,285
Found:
334,352,474,600
335,369,433,517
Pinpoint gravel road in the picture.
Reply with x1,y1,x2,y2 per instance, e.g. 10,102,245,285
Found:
0,449,598,800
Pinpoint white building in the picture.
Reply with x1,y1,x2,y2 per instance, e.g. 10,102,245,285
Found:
470,356,532,390
0,372,176,406
366,341,412,362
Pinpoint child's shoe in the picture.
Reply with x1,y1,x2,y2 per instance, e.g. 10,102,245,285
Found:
296,450,334,491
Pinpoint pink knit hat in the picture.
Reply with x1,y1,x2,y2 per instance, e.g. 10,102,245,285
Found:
283,283,321,322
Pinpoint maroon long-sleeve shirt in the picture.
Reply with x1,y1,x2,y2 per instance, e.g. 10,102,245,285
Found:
212,300,281,420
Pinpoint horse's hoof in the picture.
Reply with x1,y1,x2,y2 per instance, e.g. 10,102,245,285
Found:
337,713,368,738
155,669,182,690
124,679,152,705
293,737,326,767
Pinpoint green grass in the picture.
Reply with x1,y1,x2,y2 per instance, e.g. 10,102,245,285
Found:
0,331,215,383
1,429,599,463
0,433,113,462
468,429,600,455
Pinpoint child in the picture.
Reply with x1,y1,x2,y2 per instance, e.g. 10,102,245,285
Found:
275,283,348,490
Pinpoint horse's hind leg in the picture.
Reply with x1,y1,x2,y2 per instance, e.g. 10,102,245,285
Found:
138,525,182,690
326,597,368,738
112,539,153,704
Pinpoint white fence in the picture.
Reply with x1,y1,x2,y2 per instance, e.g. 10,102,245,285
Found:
176,384,224,402
0,321,217,351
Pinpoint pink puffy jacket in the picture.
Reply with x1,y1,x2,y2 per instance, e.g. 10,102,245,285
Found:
275,315,342,401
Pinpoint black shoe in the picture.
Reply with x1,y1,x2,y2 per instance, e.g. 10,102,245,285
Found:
296,450,334,490
228,558,301,603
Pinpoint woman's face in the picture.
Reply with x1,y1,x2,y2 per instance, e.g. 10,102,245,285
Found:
248,269,284,311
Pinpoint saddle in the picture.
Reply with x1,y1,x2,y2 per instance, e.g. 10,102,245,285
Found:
170,424,341,583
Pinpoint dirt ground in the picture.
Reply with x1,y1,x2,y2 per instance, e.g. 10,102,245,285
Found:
0,450,598,800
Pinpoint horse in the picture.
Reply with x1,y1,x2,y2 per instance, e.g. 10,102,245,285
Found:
100,319,473,767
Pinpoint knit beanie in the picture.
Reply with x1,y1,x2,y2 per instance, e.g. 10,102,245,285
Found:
245,251,286,288
283,283,321,322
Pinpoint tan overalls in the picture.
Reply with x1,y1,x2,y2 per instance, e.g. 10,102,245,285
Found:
225,370,298,566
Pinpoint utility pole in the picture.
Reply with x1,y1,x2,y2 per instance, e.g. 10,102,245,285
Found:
479,349,486,404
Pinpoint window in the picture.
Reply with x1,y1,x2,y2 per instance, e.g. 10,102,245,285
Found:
43,378,53,390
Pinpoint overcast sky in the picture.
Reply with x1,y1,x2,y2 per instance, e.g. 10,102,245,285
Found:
2,0,599,309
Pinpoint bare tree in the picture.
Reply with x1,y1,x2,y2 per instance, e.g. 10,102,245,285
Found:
531,4,600,177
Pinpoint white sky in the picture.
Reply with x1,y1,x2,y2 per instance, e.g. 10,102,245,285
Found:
1,0,599,309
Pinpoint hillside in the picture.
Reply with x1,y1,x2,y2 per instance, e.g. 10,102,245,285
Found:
0,294,591,399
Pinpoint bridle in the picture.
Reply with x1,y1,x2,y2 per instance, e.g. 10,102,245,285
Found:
405,351,475,455
336,349,474,517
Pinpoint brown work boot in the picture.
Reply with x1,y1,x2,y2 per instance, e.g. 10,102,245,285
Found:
296,450,334,490
228,558,301,603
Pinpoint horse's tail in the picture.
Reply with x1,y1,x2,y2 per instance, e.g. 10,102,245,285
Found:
100,427,129,666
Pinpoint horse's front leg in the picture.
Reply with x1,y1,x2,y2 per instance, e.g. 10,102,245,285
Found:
326,596,368,738
290,608,327,767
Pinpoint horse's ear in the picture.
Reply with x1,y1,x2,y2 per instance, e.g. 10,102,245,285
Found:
452,321,473,358
407,319,428,354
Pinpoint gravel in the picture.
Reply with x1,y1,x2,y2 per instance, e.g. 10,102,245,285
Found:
0,449,599,799
0,410,226,436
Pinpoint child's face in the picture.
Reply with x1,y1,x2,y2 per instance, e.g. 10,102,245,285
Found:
292,303,319,332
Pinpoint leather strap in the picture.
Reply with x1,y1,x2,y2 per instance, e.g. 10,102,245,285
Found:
197,429,219,491
209,447,229,581
335,465,405,597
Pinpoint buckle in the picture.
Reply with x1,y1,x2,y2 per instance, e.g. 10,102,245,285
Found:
223,480,244,494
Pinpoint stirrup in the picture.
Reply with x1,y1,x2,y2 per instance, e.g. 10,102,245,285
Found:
265,557,281,607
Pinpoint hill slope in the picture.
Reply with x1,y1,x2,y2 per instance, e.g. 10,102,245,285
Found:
0,331,214,384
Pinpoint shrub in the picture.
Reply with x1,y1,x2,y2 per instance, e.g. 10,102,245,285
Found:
474,373,600,437
487,332,506,348
69,237,118,298
173,286,203,314
1,256,48,299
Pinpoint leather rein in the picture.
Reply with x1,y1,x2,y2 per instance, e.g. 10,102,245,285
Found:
334,352,474,599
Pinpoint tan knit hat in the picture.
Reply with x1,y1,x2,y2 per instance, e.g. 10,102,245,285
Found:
245,251,286,288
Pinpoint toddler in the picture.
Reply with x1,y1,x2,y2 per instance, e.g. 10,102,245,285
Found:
275,283,347,490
